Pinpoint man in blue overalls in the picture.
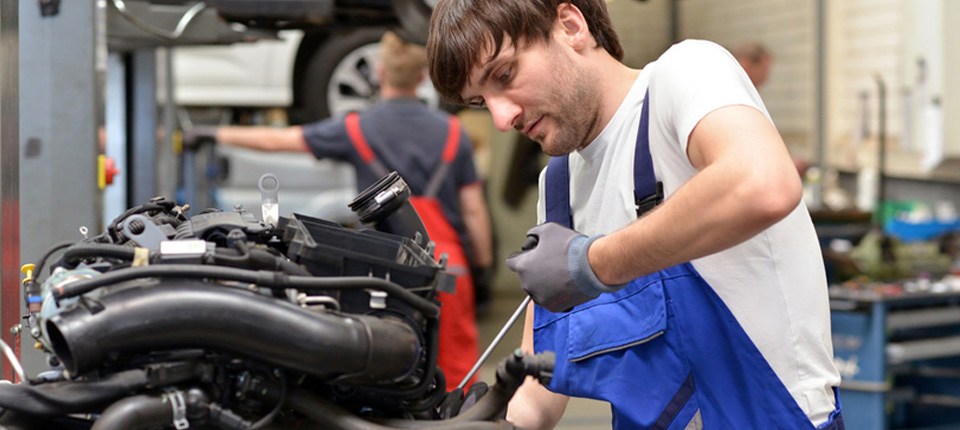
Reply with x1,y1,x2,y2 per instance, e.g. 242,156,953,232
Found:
427,1,843,429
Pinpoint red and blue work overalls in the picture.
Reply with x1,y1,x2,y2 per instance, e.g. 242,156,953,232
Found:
345,112,478,391
535,92,844,429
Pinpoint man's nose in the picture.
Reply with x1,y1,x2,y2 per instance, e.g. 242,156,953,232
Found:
486,96,522,132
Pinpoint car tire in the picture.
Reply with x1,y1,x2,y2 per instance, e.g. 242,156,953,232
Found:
298,26,447,123
299,27,387,122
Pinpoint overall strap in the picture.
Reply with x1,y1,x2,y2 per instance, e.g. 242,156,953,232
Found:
344,112,390,178
422,115,462,198
544,89,660,230
545,155,573,228
633,89,663,216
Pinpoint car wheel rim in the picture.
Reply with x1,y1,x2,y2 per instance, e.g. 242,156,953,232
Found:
326,42,440,117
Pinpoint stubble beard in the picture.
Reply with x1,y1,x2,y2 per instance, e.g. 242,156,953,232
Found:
535,55,601,157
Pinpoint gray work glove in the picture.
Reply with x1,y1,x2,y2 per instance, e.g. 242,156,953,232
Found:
505,222,628,313
180,125,219,151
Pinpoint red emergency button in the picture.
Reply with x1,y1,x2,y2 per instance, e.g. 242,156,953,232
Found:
98,155,120,189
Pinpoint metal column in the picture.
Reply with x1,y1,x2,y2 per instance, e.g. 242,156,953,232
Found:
19,0,102,377
0,0,19,383
157,47,177,201
103,52,127,224
104,49,160,223
130,49,157,205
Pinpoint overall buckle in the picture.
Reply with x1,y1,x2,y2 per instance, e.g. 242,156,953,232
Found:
635,181,664,217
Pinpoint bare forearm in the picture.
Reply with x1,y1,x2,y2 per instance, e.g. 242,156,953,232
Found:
589,162,798,284
589,106,802,285
506,303,569,429
216,126,310,153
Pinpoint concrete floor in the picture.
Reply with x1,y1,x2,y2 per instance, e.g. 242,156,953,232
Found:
474,290,612,429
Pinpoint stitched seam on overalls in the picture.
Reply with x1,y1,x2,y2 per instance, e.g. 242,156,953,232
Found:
658,271,696,284
533,271,698,330
569,330,664,362
662,280,703,428
534,269,693,332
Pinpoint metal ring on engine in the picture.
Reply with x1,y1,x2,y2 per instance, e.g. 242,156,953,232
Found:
164,388,189,430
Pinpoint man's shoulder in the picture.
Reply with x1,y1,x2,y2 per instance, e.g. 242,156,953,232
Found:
656,39,731,68
665,39,727,55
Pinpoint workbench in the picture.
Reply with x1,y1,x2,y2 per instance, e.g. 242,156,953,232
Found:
831,286,960,429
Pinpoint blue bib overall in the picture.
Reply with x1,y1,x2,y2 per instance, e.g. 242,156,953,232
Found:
534,92,844,430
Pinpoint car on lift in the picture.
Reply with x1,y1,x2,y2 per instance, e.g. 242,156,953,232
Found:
160,0,439,123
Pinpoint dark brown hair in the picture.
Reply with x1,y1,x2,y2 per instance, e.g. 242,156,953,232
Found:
427,0,623,105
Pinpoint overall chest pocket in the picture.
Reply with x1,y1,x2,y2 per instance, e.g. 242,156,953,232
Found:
567,278,667,361
534,274,668,362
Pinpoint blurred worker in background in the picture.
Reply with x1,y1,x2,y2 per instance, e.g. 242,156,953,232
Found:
183,31,491,392
732,41,772,88
427,0,842,429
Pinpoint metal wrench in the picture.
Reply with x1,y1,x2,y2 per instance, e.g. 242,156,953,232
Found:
457,235,539,390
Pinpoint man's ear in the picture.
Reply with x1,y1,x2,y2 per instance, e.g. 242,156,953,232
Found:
556,3,591,51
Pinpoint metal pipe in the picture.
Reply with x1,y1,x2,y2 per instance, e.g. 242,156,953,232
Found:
875,74,887,224
0,0,20,386
457,296,530,390
0,337,25,383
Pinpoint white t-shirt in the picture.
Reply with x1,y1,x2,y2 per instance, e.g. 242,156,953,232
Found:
536,40,841,425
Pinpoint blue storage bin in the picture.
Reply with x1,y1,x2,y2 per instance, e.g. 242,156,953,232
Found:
884,217,960,242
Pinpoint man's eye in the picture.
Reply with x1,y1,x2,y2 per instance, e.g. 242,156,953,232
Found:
469,99,486,108
498,68,512,83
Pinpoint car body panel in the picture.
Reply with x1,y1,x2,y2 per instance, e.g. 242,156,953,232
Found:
173,31,302,107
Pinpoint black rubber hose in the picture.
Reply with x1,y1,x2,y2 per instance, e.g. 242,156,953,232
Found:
356,317,439,402
212,248,312,277
89,394,171,430
50,264,439,318
59,244,138,268
286,388,520,430
33,241,76,279
46,282,422,384
0,369,149,416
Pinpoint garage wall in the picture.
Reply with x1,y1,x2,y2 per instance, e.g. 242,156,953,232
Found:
607,0,673,68
676,0,818,158
825,0,906,162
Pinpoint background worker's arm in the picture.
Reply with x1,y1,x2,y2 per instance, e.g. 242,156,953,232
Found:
214,125,312,153
588,104,801,285
506,301,569,430
459,182,493,269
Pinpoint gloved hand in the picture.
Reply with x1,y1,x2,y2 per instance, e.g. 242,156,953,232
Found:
180,125,219,150
505,222,627,313
437,382,490,419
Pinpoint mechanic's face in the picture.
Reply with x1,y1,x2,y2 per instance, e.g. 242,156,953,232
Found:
460,35,601,156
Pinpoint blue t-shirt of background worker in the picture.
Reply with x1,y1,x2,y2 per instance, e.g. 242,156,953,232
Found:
300,97,480,257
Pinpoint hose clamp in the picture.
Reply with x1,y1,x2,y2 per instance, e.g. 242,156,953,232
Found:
164,388,190,429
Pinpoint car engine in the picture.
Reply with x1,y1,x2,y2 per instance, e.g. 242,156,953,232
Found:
0,173,553,430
